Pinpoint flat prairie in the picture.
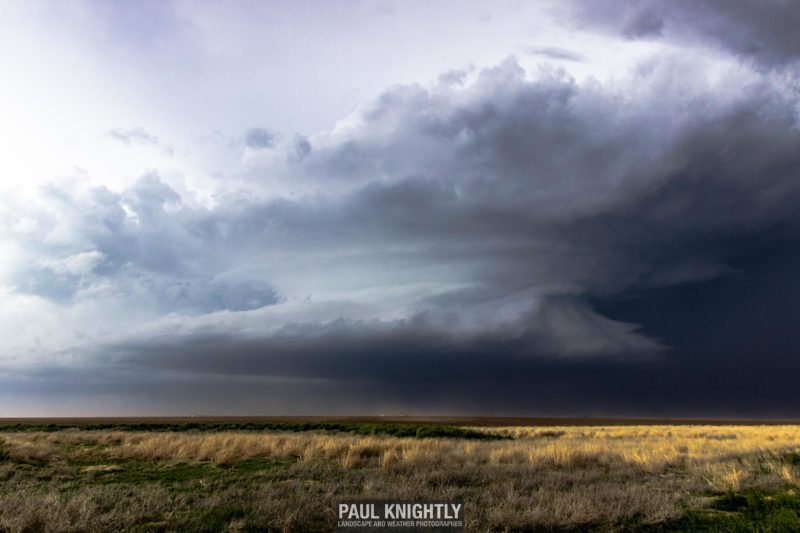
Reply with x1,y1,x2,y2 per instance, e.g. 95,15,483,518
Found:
0,419,799,532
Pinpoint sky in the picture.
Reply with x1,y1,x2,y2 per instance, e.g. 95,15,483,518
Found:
1,0,800,417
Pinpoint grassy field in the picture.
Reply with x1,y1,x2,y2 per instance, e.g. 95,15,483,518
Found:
0,421,799,531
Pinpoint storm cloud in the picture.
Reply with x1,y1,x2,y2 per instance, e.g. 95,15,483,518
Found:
2,1,800,416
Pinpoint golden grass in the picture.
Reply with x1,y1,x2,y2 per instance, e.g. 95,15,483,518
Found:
481,425,800,479
0,425,798,531
3,425,799,488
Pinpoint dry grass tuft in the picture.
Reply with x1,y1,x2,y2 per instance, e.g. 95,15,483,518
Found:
80,464,124,474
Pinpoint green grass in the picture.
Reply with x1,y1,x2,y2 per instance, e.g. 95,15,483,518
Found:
643,488,800,532
65,456,295,486
223,457,295,473
75,460,219,485
0,421,505,440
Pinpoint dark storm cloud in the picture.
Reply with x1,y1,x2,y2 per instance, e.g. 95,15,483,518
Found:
7,49,800,414
269,55,800,415
40,241,800,417
105,295,661,379
24,58,800,342
301,58,800,298
565,0,800,68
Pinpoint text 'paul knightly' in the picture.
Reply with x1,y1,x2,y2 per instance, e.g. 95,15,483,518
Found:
336,501,464,530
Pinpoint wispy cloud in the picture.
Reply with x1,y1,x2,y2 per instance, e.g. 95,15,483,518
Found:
523,46,587,62
108,127,160,146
